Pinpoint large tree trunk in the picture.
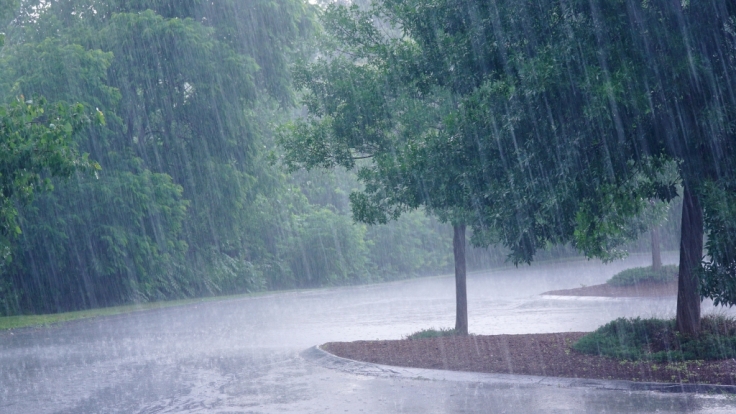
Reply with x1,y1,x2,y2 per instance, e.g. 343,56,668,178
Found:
651,226,662,271
676,185,703,337
453,224,468,335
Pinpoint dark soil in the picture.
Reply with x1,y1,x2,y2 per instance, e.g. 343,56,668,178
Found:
542,281,677,297
324,333,736,385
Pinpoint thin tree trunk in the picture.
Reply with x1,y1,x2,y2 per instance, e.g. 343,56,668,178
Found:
676,185,703,337
453,224,468,335
651,226,662,271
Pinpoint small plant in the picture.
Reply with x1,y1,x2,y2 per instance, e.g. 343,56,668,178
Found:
573,315,736,361
405,327,462,340
606,265,679,287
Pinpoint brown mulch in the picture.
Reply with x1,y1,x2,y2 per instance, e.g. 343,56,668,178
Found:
542,281,677,297
324,333,736,385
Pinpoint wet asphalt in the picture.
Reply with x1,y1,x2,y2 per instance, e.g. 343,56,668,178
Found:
2,252,736,413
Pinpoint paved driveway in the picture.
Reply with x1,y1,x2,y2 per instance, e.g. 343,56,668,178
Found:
2,253,736,413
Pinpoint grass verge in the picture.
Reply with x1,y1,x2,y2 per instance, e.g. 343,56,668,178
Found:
0,299,209,331
606,265,678,286
574,315,736,362
0,290,277,331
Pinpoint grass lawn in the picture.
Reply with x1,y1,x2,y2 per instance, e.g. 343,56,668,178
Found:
0,291,274,331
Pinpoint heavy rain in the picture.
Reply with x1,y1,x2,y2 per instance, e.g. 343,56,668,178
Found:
1,0,736,413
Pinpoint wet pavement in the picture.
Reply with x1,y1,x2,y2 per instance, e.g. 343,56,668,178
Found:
2,253,736,413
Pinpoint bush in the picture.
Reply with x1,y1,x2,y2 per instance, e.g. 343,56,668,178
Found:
606,265,678,287
405,327,462,340
573,316,736,361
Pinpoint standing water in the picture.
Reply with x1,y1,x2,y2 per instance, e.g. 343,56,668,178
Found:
2,253,736,413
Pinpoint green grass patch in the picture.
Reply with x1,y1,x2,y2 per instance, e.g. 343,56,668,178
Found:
573,315,736,362
405,327,463,340
0,290,277,331
0,300,202,330
606,265,678,287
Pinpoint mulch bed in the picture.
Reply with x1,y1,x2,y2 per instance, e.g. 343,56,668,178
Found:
542,281,677,297
324,333,736,385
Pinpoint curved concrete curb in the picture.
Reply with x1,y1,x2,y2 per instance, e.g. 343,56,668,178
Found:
301,345,736,395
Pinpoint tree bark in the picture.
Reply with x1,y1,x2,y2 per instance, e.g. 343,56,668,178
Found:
453,224,468,335
651,226,662,271
676,185,703,337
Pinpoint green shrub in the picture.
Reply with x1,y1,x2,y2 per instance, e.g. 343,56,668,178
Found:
606,265,678,287
573,315,736,361
405,327,462,340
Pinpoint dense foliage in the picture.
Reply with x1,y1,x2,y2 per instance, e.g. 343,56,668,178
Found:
0,98,98,268
0,0,469,316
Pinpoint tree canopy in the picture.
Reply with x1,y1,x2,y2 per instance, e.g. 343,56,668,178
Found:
280,0,736,335
281,0,673,259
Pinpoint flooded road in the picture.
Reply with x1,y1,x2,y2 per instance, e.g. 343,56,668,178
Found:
2,253,736,413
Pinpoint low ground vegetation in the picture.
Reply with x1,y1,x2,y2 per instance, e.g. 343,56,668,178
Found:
574,316,736,362
405,328,463,340
606,265,679,287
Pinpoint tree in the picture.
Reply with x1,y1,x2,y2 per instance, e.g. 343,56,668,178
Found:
282,0,736,337
390,0,736,336
280,3,493,335
382,0,736,337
